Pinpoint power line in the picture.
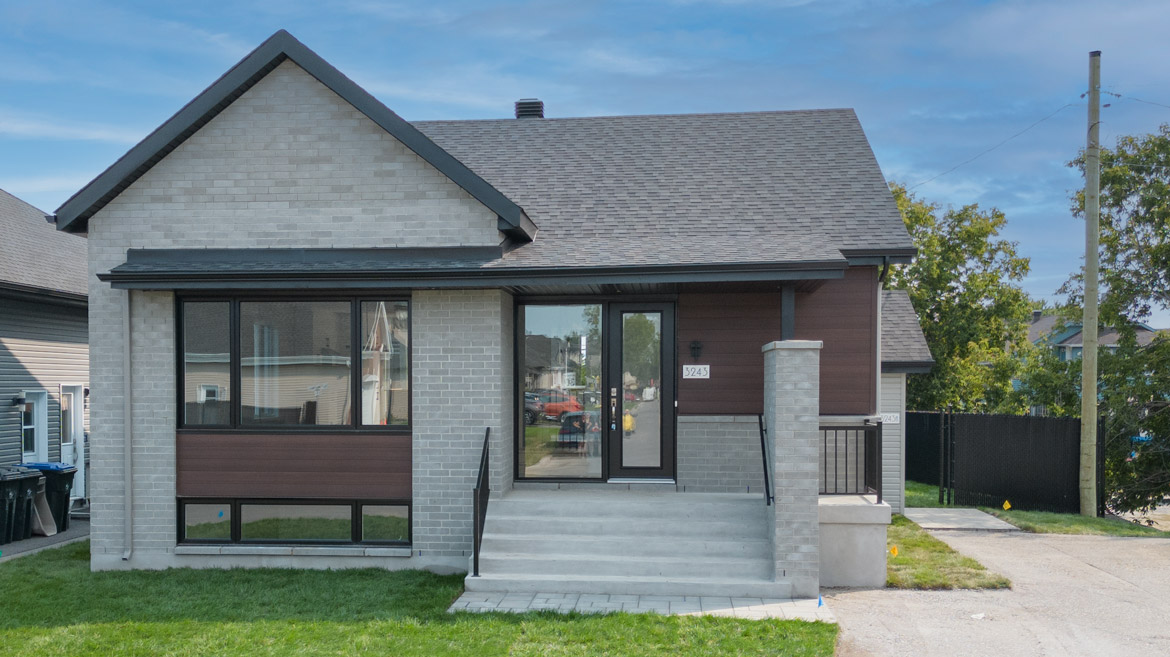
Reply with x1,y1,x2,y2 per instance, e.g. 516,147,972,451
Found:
909,102,1079,190
1103,91,1170,112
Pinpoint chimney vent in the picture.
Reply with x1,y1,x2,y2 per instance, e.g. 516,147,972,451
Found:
515,98,544,119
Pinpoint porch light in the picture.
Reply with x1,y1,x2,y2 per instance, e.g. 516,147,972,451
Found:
689,341,703,359
11,395,26,407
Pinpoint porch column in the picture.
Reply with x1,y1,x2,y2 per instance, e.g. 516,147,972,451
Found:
762,340,822,598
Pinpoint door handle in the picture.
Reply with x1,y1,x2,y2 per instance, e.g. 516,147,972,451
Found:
610,388,618,430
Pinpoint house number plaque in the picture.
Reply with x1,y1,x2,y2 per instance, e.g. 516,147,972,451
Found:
682,365,710,379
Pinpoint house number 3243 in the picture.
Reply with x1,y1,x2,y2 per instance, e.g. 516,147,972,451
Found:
682,365,710,379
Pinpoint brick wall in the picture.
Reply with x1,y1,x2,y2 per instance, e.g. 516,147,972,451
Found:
763,340,822,598
86,60,502,570
412,290,513,560
676,416,765,494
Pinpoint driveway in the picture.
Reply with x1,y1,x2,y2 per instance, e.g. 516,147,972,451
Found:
829,531,1170,657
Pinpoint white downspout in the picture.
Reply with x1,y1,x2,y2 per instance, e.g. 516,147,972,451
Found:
122,290,134,561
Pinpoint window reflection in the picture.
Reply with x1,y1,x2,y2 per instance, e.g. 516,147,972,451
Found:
183,302,231,425
240,301,352,426
360,301,409,426
521,305,602,479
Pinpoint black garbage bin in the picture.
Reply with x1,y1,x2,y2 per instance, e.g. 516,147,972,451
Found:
22,463,77,533
0,467,43,541
0,469,18,545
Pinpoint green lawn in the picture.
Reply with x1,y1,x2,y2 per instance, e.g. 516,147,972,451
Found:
886,515,1011,590
983,509,1170,538
0,542,838,657
186,515,410,542
523,424,560,467
904,480,955,508
906,480,1170,538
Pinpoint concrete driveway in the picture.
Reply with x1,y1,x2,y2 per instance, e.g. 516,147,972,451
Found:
828,531,1170,657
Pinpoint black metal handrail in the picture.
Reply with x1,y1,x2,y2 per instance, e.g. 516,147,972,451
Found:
819,423,882,504
471,427,490,577
757,414,774,505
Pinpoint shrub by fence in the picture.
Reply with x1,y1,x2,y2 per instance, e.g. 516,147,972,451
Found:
906,411,1105,514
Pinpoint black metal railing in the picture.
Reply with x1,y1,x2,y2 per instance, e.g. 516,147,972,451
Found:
757,414,774,505
819,423,882,504
471,427,490,577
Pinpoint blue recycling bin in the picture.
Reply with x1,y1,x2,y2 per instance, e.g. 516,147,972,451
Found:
21,463,77,533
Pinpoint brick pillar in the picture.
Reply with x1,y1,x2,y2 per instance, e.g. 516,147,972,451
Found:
763,340,822,598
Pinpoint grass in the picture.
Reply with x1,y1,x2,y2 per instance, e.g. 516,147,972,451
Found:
906,480,1170,538
186,516,410,542
523,424,560,467
982,509,1170,538
885,515,1011,590
903,480,954,508
0,542,838,657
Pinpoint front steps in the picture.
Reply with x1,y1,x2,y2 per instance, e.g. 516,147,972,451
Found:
465,488,790,598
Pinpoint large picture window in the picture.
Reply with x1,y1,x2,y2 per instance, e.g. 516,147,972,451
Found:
179,298,410,430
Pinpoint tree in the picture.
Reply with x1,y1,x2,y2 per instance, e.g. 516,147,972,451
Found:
1065,124,1170,326
886,183,1033,412
1014,329,1170,515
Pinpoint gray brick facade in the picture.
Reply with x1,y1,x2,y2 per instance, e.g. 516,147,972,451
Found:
677,416,765,493
763,340,822,598
412,289,513,564
86,60,503,571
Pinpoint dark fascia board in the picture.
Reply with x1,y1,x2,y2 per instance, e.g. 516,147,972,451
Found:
99,260,848,291
881,361,934,374
0,282,88,308
843,248,917,267
53,30,533,241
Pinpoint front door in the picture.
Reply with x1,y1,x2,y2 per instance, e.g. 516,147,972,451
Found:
518,302,675,481
60,384,86,500
606,303,675,480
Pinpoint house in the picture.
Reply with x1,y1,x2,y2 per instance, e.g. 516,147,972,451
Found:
54,31,930,597
1029,310,1164,361
1,188,90,500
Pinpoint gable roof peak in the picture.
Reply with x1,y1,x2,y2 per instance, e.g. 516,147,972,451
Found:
53,29,533,241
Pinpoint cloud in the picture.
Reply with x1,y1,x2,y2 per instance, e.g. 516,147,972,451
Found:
0,172,96,195
0,109,144,144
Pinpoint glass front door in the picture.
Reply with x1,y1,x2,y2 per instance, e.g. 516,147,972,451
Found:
518,302,674,481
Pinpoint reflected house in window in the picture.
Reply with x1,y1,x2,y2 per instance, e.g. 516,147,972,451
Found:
62,30,935,596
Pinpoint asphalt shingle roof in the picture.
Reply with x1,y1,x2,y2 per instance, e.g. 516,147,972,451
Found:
0,188,87,298
415,110,912,269
881,289,933,368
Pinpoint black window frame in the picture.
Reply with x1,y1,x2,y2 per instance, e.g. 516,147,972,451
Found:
176,294,412,434
177,498,412,546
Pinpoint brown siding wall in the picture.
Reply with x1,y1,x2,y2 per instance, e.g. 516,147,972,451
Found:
795,267,878,415
176,433,411,499
676,267,878,417
677,292,781,416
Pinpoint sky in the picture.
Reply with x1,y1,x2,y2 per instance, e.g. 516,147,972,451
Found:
2,0,1169,325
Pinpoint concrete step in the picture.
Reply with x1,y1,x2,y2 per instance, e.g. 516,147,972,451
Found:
479,533,772,559
488,491,764,521
479,552,772,579
484,515,767,539
464,572,793,598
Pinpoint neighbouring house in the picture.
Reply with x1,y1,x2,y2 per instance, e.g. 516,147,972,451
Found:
879,289,935,514
54,31,930,597
1,188,90,501
1029,310,1165,362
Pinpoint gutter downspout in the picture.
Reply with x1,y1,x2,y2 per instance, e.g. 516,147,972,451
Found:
122,291,133,561
878,255,892,283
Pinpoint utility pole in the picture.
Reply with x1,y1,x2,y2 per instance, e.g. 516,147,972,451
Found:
1080,51,1101,517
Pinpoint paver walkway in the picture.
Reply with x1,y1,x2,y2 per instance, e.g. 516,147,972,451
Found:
904,508,1019,531
449,592,836,621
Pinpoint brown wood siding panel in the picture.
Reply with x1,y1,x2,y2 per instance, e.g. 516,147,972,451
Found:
176,433,411,499
677,292,781,416
795,267,878,415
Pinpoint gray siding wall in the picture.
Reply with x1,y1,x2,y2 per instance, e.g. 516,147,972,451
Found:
85,60,501,570
880,373,906,513
677,416,765,494
0,298,89,466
